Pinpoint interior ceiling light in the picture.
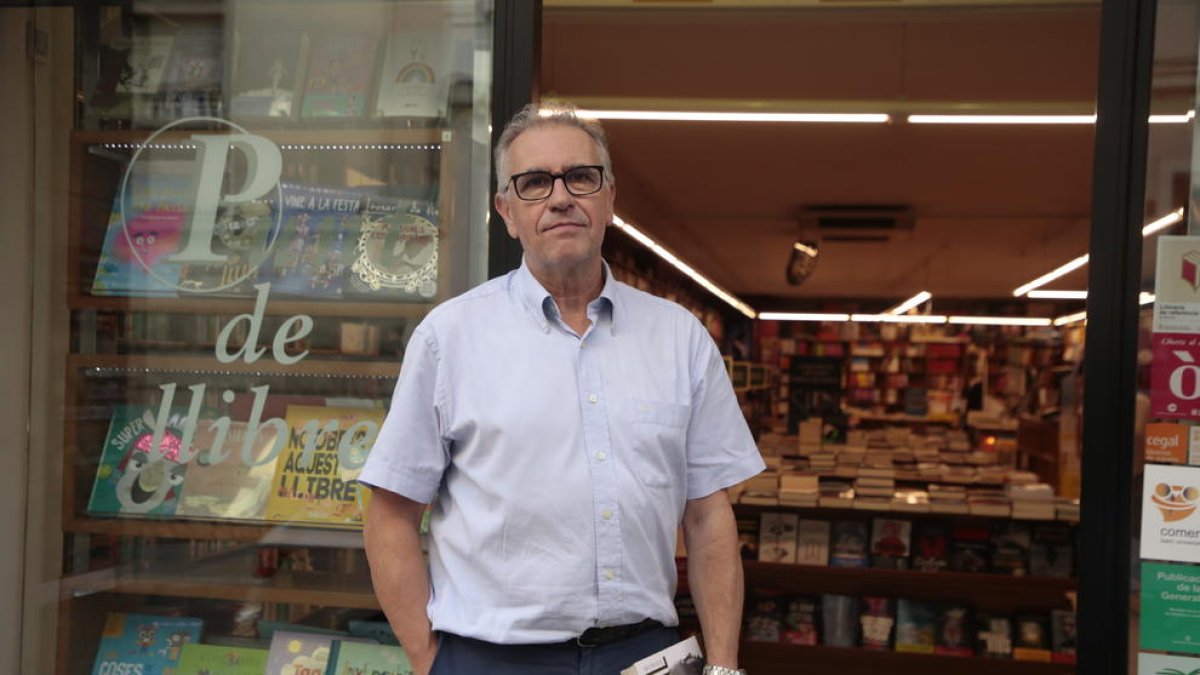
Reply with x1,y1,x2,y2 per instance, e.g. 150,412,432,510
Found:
1013,207,1185,297
758,312,852,322
1027,290,1088,300
886,291,932,315
1054,311,1088,326
1149,111,1195,124
907,114,1097,125
949,316,1053,326
610,215,757,319
786,240,820,286
852,313,948,324
570,110,890,124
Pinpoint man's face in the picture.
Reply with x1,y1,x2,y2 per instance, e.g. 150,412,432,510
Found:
495,125,615,276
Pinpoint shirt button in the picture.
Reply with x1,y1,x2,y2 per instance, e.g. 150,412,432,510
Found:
588,394,599,404
542,324,550,334
596,451,608,461
602,509,613,520
604,569,615,581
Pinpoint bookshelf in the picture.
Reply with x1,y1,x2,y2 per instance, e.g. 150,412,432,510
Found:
740,642,1075,675
54,2,495,672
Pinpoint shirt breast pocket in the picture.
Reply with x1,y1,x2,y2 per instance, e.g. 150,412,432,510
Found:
628,397,690,488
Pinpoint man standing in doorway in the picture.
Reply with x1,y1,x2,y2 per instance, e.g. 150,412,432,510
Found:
360,104,764,675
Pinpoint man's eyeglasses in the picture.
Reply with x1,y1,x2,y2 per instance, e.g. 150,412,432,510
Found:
508,165,605,201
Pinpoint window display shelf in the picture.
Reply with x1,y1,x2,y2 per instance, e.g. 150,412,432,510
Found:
71,127,448,148
69,292,434,319
62,563,378,610
739,641,1074,675
64,515,365,547
68,353,400,378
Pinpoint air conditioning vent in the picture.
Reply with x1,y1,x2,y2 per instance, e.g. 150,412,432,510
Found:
799,205,916,243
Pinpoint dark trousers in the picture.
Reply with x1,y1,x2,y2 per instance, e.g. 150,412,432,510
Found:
429,624,680,675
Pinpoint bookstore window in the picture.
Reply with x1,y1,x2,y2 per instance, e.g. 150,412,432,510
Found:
26,1,495,673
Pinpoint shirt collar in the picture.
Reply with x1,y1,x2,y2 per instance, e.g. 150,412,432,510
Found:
513,258,620,335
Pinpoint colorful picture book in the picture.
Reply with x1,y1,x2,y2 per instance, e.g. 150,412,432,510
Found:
935,605,974,657
894,599,937,654
174,421,282,521
327,640,413,675
870,518,912,569
375,33,448,119
89,612,204,675
830,520,869,568
87,406,195,517
263,405,384,527
176,198,278,296
175,642,269,674
262,184,365,298
91,161,194,297
343,196,439,302
859,596,895,650
265,630,375,675
300,34,380,117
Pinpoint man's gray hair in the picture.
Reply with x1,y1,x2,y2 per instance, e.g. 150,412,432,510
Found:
494,103,615,194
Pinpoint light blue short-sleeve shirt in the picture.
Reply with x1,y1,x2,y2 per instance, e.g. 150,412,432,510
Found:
359,259,765,644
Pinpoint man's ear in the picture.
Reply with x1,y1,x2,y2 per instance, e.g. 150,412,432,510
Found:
494,191,519,239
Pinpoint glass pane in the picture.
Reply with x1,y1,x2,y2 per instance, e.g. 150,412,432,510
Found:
31,1,494,672
1132,1,1200,673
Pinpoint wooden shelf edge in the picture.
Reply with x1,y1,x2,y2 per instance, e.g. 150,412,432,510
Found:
733,502,1079,526
740,641,1074,674
742,560,1076,592
64,515,365,547
68,291,434,320
67,353,400,378
72,127,446,146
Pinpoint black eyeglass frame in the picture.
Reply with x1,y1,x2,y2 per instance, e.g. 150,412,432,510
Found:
506,165,607,201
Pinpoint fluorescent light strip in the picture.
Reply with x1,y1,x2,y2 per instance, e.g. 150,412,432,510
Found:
949,316,1053,326
886,291,932,315
908,114,1097,125
1013,255,1091,297
1014,208,1185,297
1149,110,1195,124
1142,207,1186,236
611,215,757,319
852,313,948,324
793,242,819,257
758,312,852,322
572,109,890,124
1054,311,1088,326
1027,290,1088,300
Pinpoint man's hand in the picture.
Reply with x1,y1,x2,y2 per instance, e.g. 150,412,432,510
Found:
363,488,438,675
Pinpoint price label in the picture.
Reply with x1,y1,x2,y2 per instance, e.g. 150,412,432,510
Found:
1151,333,1200,418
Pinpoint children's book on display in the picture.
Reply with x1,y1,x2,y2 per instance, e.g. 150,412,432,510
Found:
89,612,204,675
91,161,194,297
229,30,310,118
263,405,384,527
261,184,366,298
344,196,439,302
87,406,194,518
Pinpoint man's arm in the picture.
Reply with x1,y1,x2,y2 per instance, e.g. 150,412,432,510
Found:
363,487,438,675
682,489,744,670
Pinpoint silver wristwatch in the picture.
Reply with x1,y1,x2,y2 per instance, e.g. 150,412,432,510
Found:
702,666,747,675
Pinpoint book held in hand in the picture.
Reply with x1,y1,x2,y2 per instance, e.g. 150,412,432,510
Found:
620,635,703,675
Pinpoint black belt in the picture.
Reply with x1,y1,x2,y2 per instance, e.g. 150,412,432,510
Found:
574,619,662,647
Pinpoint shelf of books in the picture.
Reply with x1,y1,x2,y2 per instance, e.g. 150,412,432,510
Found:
53,1,494,673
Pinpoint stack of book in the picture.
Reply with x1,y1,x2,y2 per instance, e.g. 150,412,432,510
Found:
740,473,780,506
779,473,820,507
818,480,856,508
1008,482,1057,520
854,467,897,510
1055,498,1081,521
967,488,1012,516
798,418,823,456
928,484,969,514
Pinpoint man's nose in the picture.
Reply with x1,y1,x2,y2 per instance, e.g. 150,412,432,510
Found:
546,177,575,208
